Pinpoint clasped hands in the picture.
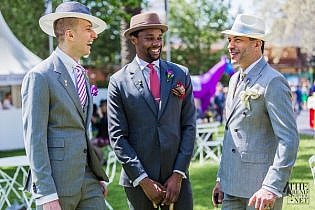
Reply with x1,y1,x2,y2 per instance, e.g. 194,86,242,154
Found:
139,173,183,209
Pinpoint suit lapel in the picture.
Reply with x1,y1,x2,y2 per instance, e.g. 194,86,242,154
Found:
129,59,158,116
226,58,267,125
52,53,85,122
158,60,173,119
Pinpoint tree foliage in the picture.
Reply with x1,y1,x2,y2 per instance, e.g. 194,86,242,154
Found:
169,0,228,75
258,0,315,57
0,0,145,68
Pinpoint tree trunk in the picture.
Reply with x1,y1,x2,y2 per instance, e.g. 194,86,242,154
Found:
120,7,142,67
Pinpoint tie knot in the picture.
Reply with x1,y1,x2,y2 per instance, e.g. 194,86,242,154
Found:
75,65,86,74
147,63,155,71
240,72,246,81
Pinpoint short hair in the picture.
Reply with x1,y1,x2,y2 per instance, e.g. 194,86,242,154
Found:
249,37,265,54
53,17,79,43
129,30,142,38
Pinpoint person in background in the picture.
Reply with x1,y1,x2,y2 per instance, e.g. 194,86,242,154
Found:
3,92,13,109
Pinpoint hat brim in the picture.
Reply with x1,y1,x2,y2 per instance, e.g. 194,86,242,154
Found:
39,12,107,37
222,30,267,41
123,24,168,39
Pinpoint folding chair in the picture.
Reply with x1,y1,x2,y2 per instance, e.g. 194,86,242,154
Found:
309,155,315,185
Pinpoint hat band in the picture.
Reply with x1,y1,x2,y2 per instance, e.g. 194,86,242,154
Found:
231,23,265,35
131,21,162,28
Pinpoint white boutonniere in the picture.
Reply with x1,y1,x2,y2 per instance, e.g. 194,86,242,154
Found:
239,88,261,110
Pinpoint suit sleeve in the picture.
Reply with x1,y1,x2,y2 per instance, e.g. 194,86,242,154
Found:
21,71,57,198
173,71,196,173
262,76,299,194
107,77,146,182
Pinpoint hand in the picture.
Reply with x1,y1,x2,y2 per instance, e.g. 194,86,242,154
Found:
212,181,223,207
43,200,61,210
99,181,109,198
139,178,166,205
161,173,183,205
248,188,277,210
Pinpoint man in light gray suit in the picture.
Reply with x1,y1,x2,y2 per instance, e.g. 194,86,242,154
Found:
107,12,196,210
212,14,299,210
21,2,108,209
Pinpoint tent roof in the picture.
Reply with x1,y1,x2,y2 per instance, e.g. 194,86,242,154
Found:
0,11,42,86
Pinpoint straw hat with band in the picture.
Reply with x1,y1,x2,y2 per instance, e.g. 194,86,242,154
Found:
39,1,106,37
123,12,168,39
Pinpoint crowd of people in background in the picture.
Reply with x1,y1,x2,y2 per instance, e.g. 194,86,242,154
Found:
291,79,315,114
90,99,110,164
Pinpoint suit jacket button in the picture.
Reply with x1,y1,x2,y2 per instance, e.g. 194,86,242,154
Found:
83,148,87,153
225,125,228,130
231,149,236,153
234,128,238,132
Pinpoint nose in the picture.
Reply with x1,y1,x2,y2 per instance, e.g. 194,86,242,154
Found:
91,29,97,39
228,40,234,50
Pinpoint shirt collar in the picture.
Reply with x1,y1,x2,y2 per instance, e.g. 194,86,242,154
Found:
241,56,263,75
135,55,160,70
55,47,80,72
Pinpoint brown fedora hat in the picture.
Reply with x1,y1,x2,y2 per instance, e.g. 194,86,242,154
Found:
123,12,168,39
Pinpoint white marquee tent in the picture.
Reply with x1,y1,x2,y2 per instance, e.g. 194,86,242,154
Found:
0,11,41,86
0,11,42,150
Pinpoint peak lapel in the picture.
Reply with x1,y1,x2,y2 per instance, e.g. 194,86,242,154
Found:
53,54,85,122
158,60,173,119
129,59,158,116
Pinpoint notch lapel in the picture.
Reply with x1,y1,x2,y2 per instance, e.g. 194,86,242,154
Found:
53,54,85,122
129,59,158,116
85,76,92,125
158,60,173,119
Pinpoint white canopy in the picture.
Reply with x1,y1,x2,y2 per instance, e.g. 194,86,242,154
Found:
0,11,42,86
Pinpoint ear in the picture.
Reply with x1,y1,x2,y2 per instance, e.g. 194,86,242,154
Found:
64,29,74,41
130,36,138,45
255,40,262,49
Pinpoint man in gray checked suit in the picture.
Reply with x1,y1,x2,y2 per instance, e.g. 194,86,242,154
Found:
212,14,299,210
21,2,108,209
107,12,196,210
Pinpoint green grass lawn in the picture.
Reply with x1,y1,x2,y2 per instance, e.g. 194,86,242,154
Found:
1,134,314,209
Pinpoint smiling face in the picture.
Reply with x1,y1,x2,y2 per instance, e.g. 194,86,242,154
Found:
69,19,97,60
130,28,163,63
227,35,262,70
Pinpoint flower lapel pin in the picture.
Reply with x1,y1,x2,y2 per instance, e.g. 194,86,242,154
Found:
172,81,186,100
166,69,174,82
91,85,98,96
239,87,262,110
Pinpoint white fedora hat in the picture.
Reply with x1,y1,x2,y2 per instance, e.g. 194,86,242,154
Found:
39,1,106,37
222,14,267,41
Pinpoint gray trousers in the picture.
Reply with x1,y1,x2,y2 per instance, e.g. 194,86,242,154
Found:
222,193,283,210
36,166,106,210
124,178,193,210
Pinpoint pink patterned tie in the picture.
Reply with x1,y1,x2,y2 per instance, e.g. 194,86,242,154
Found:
75,64,87,108
147,63,160,103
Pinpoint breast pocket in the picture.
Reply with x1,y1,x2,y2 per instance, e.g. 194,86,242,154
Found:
48,138,65,161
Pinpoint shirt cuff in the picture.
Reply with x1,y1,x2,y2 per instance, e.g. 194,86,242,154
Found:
216,177,221,182
173,170,187,179
133,173,148,187
262,186,282,198
36,193,59,205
